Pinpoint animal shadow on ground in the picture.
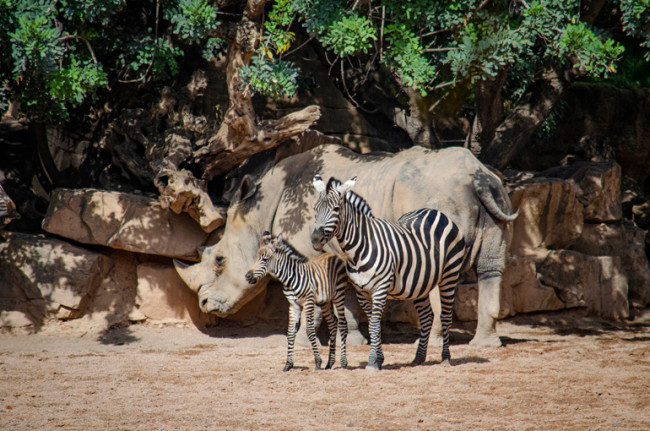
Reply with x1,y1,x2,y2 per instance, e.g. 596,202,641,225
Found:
350,355,490,371
506,309,650,338
97,324,140,346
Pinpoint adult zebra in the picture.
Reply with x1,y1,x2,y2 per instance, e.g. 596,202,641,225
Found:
246,232,358,371
311,175,466,370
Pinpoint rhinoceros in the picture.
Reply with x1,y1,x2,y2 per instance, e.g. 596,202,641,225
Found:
174,143,516,346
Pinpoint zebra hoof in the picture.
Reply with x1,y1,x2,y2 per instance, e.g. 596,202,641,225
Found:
411,357,425,366
340,359,348,369
283,362,294,372
366,362,381,371
324,361,334,370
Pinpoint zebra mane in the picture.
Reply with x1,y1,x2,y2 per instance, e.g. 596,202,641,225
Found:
326,177,373,217
275,237,308,263
345,191,373,217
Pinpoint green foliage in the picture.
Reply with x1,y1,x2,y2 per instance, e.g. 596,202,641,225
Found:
119,35,183,82
238,55,300,99
557,22,624,77
384,23,436,94
2,0,649,126
620,0,650,59
165,0,219,43
243,0,633,100
0,0,223,124
320,13,377,57
60,0,125,26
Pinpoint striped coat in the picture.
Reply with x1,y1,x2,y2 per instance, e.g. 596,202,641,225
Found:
311,176,465,370
246,232,354,371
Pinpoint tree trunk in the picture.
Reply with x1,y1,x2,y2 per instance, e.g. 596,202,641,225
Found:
151,0,322,224
195,0,321,180
469,68,509,155
480,67,569,169
478,0,608,169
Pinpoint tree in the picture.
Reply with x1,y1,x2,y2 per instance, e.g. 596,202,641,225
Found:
242,0,645,169
1,0,649,198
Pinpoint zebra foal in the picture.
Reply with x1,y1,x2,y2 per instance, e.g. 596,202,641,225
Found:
245,231,352,371
311,175,466,370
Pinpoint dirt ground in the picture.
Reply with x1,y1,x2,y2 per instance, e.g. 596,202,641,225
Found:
1,310,649,431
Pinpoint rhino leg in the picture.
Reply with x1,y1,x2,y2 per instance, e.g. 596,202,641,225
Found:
470,213,510,347
471,271,503,347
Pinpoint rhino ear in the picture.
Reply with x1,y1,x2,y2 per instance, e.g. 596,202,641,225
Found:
336,176,357,194
313,175,326,194
232,174,258,203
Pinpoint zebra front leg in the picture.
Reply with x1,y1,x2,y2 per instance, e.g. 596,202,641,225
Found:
284,302,302,371
334,287,349,368
366,289,387,370
412,296,435,365
354,288,372,319
304,299,323,370
321,302,338,369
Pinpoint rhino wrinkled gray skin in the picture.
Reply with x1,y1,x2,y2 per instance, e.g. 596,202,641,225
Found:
174,144,517,346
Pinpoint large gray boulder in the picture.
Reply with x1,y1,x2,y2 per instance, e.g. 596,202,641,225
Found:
508,178,584,254
0,232,113,330
134,263,217,326
42,188,212,260
571,221,650,309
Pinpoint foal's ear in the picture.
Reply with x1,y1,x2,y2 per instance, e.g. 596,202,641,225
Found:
313,174,326,194
260,231,273,245
336,176,357,194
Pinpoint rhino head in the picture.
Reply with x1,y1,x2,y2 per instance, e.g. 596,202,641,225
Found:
174,233,268,316
173,172,272,316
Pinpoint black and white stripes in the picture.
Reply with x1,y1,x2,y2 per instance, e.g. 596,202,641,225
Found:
311,175,466,370
245,232,351,371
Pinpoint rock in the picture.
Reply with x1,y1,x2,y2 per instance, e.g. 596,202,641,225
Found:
593,257,629,320
135,263,217,326
80,250,140,331
572,221,650,309
537,250,629,319
152,159,226,233
508,179,584,254
42,188,210,260
0,232,113,328
504,255,565,314
542,161,622,222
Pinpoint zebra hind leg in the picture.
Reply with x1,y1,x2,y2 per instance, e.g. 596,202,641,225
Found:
321,302,338,369
334,288,349,368
304,300,323,370
284,303,302,371
412,296,434,365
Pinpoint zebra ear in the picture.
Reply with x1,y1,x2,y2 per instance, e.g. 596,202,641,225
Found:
313,175,326,194
260,231,273,244
337,176,357,194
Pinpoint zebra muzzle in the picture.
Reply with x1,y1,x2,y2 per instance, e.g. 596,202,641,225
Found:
245,271,257,284
310,228,328,250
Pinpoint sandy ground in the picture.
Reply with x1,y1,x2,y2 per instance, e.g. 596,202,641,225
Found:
1,310,649,431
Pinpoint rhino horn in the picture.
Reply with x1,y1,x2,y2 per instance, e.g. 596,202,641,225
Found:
173,258,199,293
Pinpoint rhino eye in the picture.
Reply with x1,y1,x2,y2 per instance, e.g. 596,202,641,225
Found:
215,256,225,265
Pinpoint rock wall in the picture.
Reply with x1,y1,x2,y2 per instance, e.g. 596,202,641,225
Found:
2,158,649,334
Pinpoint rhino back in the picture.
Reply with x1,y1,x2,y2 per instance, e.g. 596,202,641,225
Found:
270,144,488,259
